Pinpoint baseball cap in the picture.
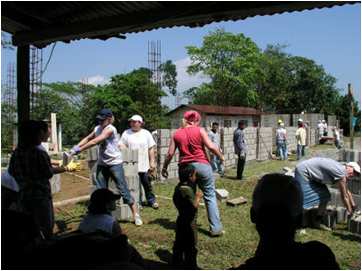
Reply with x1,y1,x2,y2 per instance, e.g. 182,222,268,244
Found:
90,188,121,206
184,110,201,123
278,119,283,124
298,118,303,122
128,114,144,123
96,109,113,120
347,162,361,174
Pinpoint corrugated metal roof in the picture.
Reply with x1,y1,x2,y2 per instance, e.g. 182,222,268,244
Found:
167,104,261,116
1,1,358,48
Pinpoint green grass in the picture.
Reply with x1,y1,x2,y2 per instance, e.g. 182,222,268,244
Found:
55,145,360,269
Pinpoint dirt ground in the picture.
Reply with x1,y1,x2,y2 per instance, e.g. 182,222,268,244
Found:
52,160,92,202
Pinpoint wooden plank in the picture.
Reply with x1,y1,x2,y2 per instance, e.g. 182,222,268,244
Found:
17,45,30,123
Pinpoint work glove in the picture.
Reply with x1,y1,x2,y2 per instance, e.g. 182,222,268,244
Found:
70,145,81,155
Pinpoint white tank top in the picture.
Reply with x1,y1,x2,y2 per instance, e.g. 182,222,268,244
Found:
94,124,123,166
78,213,115,235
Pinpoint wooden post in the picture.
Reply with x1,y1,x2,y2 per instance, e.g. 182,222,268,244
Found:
348,84,354,149
17,45,30,123
58,123,62,152
51,113,58,153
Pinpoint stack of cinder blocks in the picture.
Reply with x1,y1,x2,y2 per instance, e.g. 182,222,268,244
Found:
158,129,179,180
244,128,257,161
86,146,145,221
257,127,273,161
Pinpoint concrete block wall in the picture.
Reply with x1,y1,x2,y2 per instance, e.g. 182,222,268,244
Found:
286,127,297,152
292,113,324,128
261,114,290,127
257,127,273,161
221,128,237,168
328,115,337,127
157,129,179,180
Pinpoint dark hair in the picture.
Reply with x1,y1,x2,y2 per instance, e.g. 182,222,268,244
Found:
238,120,245,126
18,120,48,148
88,189,119,215
178,164,196,183
212,122,219,126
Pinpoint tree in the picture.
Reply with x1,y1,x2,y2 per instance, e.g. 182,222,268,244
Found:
334,94,360,136
186,29,263,107
160,60,178,96
82,68,170,132
32,82,90,146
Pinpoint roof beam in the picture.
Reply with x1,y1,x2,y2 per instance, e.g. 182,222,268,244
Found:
10,1,354,47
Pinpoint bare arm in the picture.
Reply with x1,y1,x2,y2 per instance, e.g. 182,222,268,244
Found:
200,128,224,160
149,146,156,169
338,177,353,214
77,131,96,147
161,137,176,178
193,191,203,208
52,166,66,174
79,128,113,152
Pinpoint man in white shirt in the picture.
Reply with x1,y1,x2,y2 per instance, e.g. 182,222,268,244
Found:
120,115,159,209
276,122,288,160
208,122,224,177
69,109,143,226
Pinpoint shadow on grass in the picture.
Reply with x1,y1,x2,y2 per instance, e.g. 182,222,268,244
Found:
143,257,171,270
332,231,361,242
155,248,173,264
148,218,176,230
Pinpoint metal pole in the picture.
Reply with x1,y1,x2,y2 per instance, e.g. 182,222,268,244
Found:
348,83,354,149
17,45,30,123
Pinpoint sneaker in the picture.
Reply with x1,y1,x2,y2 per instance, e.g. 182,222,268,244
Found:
151,202,159,209
210,230,225,237
134,213,143,226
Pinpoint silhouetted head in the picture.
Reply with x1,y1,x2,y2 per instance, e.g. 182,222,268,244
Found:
178,164,197,184
18,120,48,148
251,174,303,242
238,120,245,129
88,189,121,214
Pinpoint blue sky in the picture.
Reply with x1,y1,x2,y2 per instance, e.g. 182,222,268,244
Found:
1,3,361,109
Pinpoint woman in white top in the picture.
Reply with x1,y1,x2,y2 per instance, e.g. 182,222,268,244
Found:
79,188,122,237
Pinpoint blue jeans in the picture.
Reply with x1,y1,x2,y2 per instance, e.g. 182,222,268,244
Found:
297,144,305,160
190,162,223,233
138,172,156,205
210,155,224,176
277,141,288,160
95,164,134,205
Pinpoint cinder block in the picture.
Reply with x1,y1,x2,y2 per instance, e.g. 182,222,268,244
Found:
347,213,361,235
215,189,229,201
336,206,348,223
323,208,337,229
123,163,138,176
112,204,132,221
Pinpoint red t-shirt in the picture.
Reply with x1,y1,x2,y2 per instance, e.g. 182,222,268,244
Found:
173,126,209,165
